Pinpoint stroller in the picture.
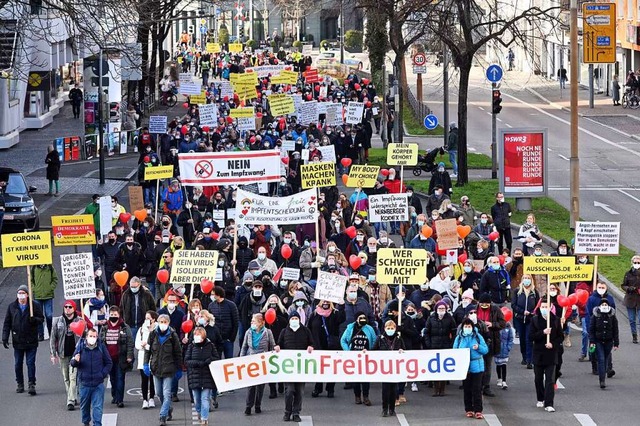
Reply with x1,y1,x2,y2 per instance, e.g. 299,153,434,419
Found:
412,146,445,176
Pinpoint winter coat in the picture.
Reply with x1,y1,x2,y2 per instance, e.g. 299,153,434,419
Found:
308,310,343,350
479,268,511,304
511,289,540,324
340,322,377,351
277,325,314,350
478,305,507,356
45,150,61,181
621,268,640,309
207,298,239,342
162,188,183,214
144,328,182,378
496,326,514,359
2,300,44,349
30,265,58,299
99,320,135,370
428,171,453,195
240,327,276,356
50,314,82,357
135,324,155,369
585,292,616,330
588,307,619,346
373,333,405,351
490,201,512,230
528,313,564,366
185,339,219,389
115,242,145,278
453,329,489,373
71,339,112,387
422,312,457,349
120,287,156,329
238,293,267,331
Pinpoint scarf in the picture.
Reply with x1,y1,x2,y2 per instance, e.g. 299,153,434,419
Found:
315,305,332,318
369,284,381,318
297,306,307,325
89,297,107,313
251,327,265,350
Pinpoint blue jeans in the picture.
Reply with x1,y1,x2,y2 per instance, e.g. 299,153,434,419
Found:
581,317,589,357
449,151,458,175
514,318,532,363
373,221,388,237
147,278,156,299
595,341,614,382
36,298,53,339
192,388,211,421
108,362,125,403
154,376,173,418
0,211,4,233
222,340,235,359
171,375,179,397
627,307,639,335
80,382,105,426
144,186,156,206
14,347,37,385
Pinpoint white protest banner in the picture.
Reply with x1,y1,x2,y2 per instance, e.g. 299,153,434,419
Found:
317,101,329,115
257,181,269,194
170,250,219,285
317,145,336,163
574,221,621,255
368,194,408,223
98,196,112,237
314,271,348,304
282,267,300,281
291,94,303,117
346,101,364,124
235,188,318,225
179,82,202,95
179,150,281,186
210,349,470,392
60,252,96,299
179,73,192,84
210,210,225,228
281,139,295,151
199,104,218,127
218,81,234,99
148,116,167,134
299,101,318,125
325,103,343,126
244,65,289,78
237,117,256,132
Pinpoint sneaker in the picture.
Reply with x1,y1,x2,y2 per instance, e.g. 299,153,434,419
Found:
355,396,362,405
16,384,24,394
363,398,372,406
382,409,389,417
607,370,616,378
475,412,484,419
466,411,474,418
292,415,302,422
28,383,36,396
67,403,75,411
411,383,418,392
167,408,173,421
502,382,508,389
451,173,457,178
159,417,167,426
579,354,587,362
545,406,556,413
117,402,124,408
482,388,495,397
255,407,261,414
527,363,533,370
143,400,149,409
563,335,572,347
171,394,179,402
148,398,155,408
245,407,251,415
398,395,407,404
496,379,503,387
283,413,291,422
536,401,544,408
600,380,606,389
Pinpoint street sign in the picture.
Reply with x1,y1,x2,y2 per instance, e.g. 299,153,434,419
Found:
486,64,503,83
412,66,426,75
423,114,438,130
200,25,207,33
412,53,427,66
582,3,616,63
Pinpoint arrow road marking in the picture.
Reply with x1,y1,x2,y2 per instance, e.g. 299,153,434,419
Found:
594,201,619,215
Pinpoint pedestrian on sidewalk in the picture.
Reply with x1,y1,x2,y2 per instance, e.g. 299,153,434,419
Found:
69,83,83,119
45,145,61,196
446,123,459,177
557,68,567,89
30,263,58,340
612,75,621,106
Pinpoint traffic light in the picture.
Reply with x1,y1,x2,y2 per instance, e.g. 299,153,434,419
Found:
239,25,244,40
492,89,502,114
188,25,194,34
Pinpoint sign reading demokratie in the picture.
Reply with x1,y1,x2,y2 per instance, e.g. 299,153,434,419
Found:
376,248,428,285
235,188,318,225
170,250,219,285
368,194,408,223
210,349,470,392
178,151,281,186
52,214,96,246
522,256,575,274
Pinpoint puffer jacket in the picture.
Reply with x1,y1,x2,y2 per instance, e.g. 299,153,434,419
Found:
340,322,377,351
240,327,276,356
207,298,239,342
144,328,182,378
30,265,58,299
50,314,82,357
588,307,619,346
478,304,506,356
621,267,640,309
2,300,44,349
511,288,540,324
70,339,112,387
185,339,219,390
277,324,314,350
496,326,514,358
422,312,457,349
372,332,405,351
453,329,489,373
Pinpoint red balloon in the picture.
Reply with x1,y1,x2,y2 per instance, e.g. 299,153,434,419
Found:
119,212,131,223
223,96,229,102
349,255,362,270
182,102,189,108
306,94,313,101
202,125,210,132
340,158,352,167
488,231,500,241
501,306,513,322
181,126,188,135
568,293,579,305
362,78,370,85
226,116,234,124
498,255,506,266
556,294,570,308
70,319,86,337
211,232,220,240
281,244,292,260
354,83,361,90
345,226,357,239
156,269,169,284
380,169,390,177
366,101,372,108
281,157,289,165
576,289,589,304
256,112,263,118
181,320,194,334
201,279,214,294
436,244,446,256
458,253,468,263
314,85,320,92
265,308,276,325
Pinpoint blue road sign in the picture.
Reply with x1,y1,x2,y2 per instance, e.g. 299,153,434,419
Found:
200,25,207,33
424,114,438,130
486,64,503,83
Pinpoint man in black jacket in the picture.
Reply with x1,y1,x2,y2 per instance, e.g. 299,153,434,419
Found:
120,276,155,342
275,311,314,422
115,235,145,283
2,284,45,395
207,287,239,360
69,83,83,119
490,192,512,253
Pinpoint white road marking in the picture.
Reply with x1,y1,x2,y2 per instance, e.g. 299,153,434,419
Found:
574,413,598,426
486,112,492,116
299,415,314,426
548,148,553,151
594,201,619,215
548,187,640,191
102,413,117,426
497,118,503,122
558,154,570,161
396,413,410,426
505,123,513,128
478,106,485,111
484,414,503,426
618,189,640,204
556,380,565,389
469,147,477,152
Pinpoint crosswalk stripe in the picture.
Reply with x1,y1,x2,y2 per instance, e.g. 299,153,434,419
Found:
102,413,117,426
574,413,597,425
298,415,314,426
484,414,503,426
396,413,410,426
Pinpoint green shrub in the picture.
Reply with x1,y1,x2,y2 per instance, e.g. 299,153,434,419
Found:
218,27,229,45
246,39,257,49
344,30,363,50
293,40,303,51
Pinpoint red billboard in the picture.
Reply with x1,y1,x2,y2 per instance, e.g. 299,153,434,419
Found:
499,129,547,196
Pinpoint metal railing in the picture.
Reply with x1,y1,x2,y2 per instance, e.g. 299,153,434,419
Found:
407,85,431,119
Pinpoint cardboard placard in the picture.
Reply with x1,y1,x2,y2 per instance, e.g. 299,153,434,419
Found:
436,218,459,250
60,252,96,299
573,221,620,256
345,101,364,124
368,194,408,223
190,92,207,104
314,271,348,304
523,256,576,274
387,143,419,166
376,248,428,285
548,264,594,283
230,107,255,118
199,103,218,127
235,188,318,225
282,267,300,281
268,94,295,116
1,231,53,267
98,196,112,236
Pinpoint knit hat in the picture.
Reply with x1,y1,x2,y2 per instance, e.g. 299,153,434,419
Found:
557,239,568,248
248,260,261,270
465,304,478,315
387,300,399,312
64,300,77,310
242,272,254,283
461,289,475,300
435,300,449,310
289,311,301,319
599,298,610,306
438,162,445,167
17,284,28,294
478,293,492,304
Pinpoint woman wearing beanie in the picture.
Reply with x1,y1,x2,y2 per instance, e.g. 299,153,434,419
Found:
373,320,405,417
340,310,377,406
422,300,457,396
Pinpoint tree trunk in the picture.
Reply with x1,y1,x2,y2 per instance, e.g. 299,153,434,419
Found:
394,53,405,143
137,23,150,104
456,60,471,186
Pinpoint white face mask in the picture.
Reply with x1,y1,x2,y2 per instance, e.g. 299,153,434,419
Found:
167,303,176,311
477,248,484,254
96,269,103,277
354,219,362,225
634,264,640,270
290,319,300,330
86,337,97,346
284,238,292,244
193,335,203,343
218,260,225,267
549,291,557,297
144,319,151,328
17,293,27,301
596,288,606,295
253,289,263,297
462,300,471,308
368,246,377,253
463,266,472,273
158,323,169,332
258,253,266,260
420,284,429,291
328,246,336,253
356,235,364,242
558,248,567,255
468,313,477,324
600,305,611,313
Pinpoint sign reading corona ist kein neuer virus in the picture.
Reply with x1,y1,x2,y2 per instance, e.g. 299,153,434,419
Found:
1,231,53,267
376,248,428,285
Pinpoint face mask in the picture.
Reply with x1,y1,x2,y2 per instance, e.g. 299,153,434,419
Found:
368,275,375,282
435,190,442,197
596,288,606,296
87,337,98,345
116,229,124,236
356,236,364,242
258,253,266,260
162,221,169,227
461,300,470,308
358,319,368,327
490,263,500,271
167,303,176,311
193,335,203,344
407,312,417,319
109,316,119,323
437,310,446,318
385,329,395,336
295,300,304,307
158,323,169,332
354,219,362,225
17,293,27,301
147,209,152,215
432,215,439,220
477,248,484,254
304,241,310,247
634,264,640,270
540,308,549,317
250,324,260,331
290,319,300,330
549,291,557,297
420,284,429,291
347,292,357,300
480,219,487,224
523,279,532,286
131,286,140,293
578,257,588,264
96,269,103,277
328,246,336,253
417,220,424,227
462,328,473,336
253,289,263,297
438,167,444,173
600,305,611,313
468,313,477,324
368,246,377,253
162,237,170,244
196,317,206,326
284,238,292,244
97,296,105,301
534,250,542,256
143,222,149,228
497,198,504,203
174,245,183,250
463,266,472,273
559,248,567,255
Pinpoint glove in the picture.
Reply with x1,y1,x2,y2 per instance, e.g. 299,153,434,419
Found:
175,370,183,380
29,316,39,324
2,341,9,349
143,364,151,377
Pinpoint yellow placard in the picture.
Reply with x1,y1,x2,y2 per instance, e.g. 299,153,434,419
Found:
206,42,221,53
300,162,336,189
548,264,594,283
177,57,183,64
270,70,299,85
144,165,174,180
582,3,616,64
229,73,239,83
190,92,207,104
236,73,257,85
376,248,428,285
230,107,255,118
1,231,52,267
268,94,295,115
229,43,243,53
523,256,576,274
387,143,419,166
346,165,380,188
51,215,96,247
169,250,219,285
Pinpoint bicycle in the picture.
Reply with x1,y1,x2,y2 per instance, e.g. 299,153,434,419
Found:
160,88,178,108
621,87,640,109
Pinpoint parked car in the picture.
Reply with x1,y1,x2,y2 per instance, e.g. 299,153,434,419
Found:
0,167,39,232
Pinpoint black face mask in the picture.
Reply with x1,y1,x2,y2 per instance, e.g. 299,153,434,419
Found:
108,238,116,244
358,319,367,327
126,243,133,248
239,242,248,248
162,221,169,226
109,316,119,323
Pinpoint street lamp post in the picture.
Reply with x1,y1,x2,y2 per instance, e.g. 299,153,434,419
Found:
98,49,105,185
340,0,344,64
